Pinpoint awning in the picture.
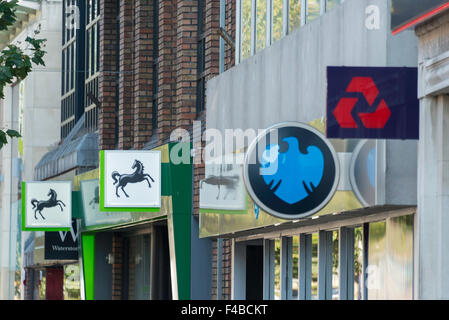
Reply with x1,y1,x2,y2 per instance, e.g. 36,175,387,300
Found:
34,115,99,180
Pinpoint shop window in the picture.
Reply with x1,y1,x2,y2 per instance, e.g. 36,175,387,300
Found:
367,221,387,299
123,234,151,300
354,226,364,300
366,216,414,300
254,214,413,301
246,245,264,299
63,264,81,300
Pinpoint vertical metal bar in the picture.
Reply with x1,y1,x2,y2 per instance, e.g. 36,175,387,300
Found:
318,230,327,300
266,0,272,47
251,0,257,56
216,238,223,299
320,0,326,15
299,234,306,300
286,237,293,299
269,240,275,299
347,228,355,300
363,223,369,300
305,234,312,300
235,0,242,64
280,237,290,300
325,232,333,300
283,0,289,36
300,0,306,26
219,0,225,73
339,227,348,300
263,239,271,299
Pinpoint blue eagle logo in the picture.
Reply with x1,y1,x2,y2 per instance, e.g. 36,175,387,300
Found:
260,136,324,204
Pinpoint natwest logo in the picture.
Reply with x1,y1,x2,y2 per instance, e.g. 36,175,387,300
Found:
327,66,419,140
333,77,391,129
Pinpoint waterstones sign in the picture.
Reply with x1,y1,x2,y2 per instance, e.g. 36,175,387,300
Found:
45,219,79,260
22,181,72,231
100,150,162,212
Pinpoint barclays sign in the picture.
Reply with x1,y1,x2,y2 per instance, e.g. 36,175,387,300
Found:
243,122,340,220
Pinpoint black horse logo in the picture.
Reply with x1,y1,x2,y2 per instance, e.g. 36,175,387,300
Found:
200,175,239,200
89,186,99,209
30,189,66,220
111,159,155,198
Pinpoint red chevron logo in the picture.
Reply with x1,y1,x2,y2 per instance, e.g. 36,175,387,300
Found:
333,77,391,129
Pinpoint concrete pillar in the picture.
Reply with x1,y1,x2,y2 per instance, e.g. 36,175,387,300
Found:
417,95,449,299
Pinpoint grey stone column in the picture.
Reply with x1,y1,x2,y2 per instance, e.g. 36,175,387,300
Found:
417,94,449,299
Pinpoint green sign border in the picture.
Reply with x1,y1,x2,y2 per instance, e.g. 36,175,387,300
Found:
21,181,71,232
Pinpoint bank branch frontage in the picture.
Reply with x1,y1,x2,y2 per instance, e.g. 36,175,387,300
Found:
22,143,209,300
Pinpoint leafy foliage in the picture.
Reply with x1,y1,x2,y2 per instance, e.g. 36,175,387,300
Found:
0,0,47,149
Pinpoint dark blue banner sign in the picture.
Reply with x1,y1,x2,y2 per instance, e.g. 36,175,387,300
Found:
326,66,419,140
243,122,339,220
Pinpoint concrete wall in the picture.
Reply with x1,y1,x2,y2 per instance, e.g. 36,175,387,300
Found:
205,0,418,207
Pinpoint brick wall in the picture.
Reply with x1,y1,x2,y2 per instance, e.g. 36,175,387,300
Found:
98,0,118,150
207,0,235,301
97,0,236,300
111,233,123,300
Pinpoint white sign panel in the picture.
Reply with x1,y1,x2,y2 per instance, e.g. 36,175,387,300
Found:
24,181,72,230
102,150,161,209
81,179,131,226
200,162,246,211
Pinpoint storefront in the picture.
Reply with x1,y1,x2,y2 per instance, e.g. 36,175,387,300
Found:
75,142,208,300
200,0,418,300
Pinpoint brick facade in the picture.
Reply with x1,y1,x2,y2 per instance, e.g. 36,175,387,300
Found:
96,0,235,300
111,232,123,300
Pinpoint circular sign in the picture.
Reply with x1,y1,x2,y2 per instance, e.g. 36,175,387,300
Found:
350,139,376,207
243,122,340,220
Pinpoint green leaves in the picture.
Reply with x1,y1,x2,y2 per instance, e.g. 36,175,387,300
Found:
0,129,22,149
0,0,18,31
6,129,21,138
0,1,46,149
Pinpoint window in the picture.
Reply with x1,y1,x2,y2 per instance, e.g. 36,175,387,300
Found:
256,0,267,52
197,0,207,113
272,0,283,42
306,0,320,22
254,214,414,300
288,0,301,33
61,0,83,138
85,0,100,133
236,0,344,63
